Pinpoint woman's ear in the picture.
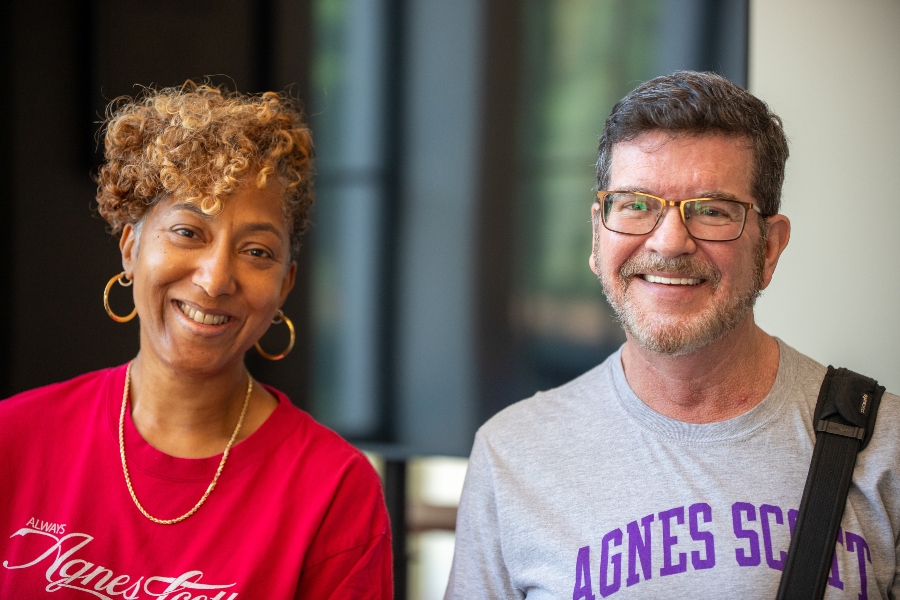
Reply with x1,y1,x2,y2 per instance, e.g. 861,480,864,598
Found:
280,261,297,305
120,223,137,279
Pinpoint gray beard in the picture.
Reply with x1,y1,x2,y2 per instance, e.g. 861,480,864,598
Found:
597,239,767,356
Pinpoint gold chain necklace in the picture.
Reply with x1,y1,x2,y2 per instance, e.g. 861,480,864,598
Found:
118,361,252,525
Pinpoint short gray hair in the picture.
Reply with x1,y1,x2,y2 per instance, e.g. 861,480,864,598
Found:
596,71,788,216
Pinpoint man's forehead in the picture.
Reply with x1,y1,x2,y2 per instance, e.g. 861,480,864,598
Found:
608,131,756,198
612,130,753,154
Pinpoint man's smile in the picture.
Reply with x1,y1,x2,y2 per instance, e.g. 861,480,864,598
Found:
640,274,703,286
617,252,721,290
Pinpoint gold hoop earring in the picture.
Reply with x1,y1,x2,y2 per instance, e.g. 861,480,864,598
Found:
103,272,137,323
255,310,295,360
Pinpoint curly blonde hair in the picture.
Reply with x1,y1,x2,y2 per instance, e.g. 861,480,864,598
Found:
95,81,314,257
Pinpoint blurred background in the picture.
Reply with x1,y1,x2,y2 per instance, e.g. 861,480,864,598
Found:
2,0,897,598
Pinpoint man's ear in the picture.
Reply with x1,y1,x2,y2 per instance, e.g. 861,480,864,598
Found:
760,214,791,290
589,202,601,276
120,223,137,279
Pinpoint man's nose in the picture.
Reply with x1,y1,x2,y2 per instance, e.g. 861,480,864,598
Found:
644,204,697,258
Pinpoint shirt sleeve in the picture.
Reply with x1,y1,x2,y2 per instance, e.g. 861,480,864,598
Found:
445,431,523,600
295,453,393,599
294,531,392,599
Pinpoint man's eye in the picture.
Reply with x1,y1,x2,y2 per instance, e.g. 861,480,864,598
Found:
625,201,649,211
693,201,741,220
248,248,272,259
696,207,723,217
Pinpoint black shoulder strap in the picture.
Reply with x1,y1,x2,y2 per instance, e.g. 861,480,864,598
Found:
776,366,886,599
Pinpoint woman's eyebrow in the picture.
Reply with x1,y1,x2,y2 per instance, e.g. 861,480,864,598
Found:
242,222,284,237
166,203,285,237
167,202,211,218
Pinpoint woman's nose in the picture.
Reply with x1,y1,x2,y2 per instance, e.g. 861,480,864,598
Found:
192,244,237,297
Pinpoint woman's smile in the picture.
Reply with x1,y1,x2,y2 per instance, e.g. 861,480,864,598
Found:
176,300,232,327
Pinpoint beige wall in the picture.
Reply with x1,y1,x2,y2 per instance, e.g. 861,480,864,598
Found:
750,0,900,392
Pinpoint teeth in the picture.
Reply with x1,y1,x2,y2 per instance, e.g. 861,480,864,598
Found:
644,274,702,286
178,302,229,325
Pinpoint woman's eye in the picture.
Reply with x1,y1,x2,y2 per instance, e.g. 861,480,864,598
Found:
174,227,196,238
248,248,272,259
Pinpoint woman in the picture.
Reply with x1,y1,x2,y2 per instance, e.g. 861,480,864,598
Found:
0,82,392,598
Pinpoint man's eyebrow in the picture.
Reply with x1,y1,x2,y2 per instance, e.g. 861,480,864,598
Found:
612,186,657,195
611,188,745,202
694,190,743,201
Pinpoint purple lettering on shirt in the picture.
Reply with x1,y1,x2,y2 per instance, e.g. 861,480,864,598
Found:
760,504,786,571
599,529,623,597
625,514,654,586
659,507,687,576
572,546,596,600
689,503,715,570
845,531,870,600
828,527,844,590
732,502,761,567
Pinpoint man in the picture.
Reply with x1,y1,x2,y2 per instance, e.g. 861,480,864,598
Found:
446,71,899,599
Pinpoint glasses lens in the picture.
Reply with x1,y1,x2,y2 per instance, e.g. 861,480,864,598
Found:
602,193,661,235
683,199,747,241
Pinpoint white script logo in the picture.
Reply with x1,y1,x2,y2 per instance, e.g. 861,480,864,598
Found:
3,527,238,599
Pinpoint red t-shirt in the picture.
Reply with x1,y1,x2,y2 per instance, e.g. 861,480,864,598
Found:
0,365,392,598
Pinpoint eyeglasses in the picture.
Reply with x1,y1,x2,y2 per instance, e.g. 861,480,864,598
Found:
597,191,762,242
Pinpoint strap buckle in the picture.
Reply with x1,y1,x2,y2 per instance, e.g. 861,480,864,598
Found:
815,419,865,440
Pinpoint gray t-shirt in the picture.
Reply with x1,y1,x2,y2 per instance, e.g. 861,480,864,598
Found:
446,340,900,599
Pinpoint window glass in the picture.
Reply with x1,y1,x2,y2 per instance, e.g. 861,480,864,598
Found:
512,1,666,392
310,0,388,438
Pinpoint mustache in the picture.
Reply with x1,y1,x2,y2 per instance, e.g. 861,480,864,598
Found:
619,254,722,287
